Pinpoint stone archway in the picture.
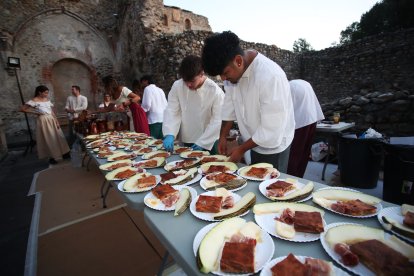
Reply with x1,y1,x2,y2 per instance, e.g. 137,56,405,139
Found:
51,59,96,117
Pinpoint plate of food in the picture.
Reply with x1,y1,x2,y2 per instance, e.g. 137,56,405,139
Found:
159,167,201,186
320,222,414,276
180,150,210,159
377,204,414,243
172,146,192,154
144,185,197,211
146,138,164,147
199,154,228,164
312,187,382,218
258,178,314,202
200,172,247,191
260,254,349,276
191,190,256,222
199,161,238,175
237,163,280,181
191,189,245,221
118,173,161,193
142,150,171,160
133,157,166,169
96,150,118,159
106,166,146,181
92,145,116,153
124,141,147,151
193,217,274,275
253,202,325,242
133,147,154,155
99,159,132,171
85,138,106,149
106,152,137,162
164,158,201,171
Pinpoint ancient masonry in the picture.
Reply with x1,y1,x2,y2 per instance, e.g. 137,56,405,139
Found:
0,0,413,144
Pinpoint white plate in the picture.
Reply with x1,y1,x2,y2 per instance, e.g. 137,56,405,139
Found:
164,159,200,171
161,173,202,186
117,175,161,193
377,206,414,243
199,173,247,192
192,222,274,276
180,150,210,159
313,187,382,218
260,255,349,276
258,179,312,203
144,186,197,211
321,222,376,276
237,166,280,181
141,150,171,160
254,213,325,242
93,146,116,152
190,191,245,222
133,158,165,169
172,146,192,155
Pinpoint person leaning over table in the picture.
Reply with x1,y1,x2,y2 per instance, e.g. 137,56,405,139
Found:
140,75,168,139
287,79,325,178
102,76,150,135
20,85,70,165
201,31,295,173
65,85,88,146
162,55,224,154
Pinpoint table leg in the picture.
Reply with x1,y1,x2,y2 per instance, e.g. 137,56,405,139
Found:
86,157,92,171
157,251,170,276
100,179,108,198
102,182,112,208
81,151,88,167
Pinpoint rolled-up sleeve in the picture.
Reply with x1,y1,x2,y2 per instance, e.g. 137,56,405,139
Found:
252,75,293,148
162,82,181,138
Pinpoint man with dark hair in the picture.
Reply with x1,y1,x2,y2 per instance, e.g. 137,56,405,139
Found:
201,31,295,173
162,55,224,153
140,75,167,139
65,85,88,145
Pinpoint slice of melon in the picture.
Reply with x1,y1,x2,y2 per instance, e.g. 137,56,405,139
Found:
324,224,385,248
313,189,381,205
196,217,246,273
275,220,296,239
253,202,324,216
382,216,414,239
268,181,314,202
213,192,256,220
401,204,414,215
174,188,191,216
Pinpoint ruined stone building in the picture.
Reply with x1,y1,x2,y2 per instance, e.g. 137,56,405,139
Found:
0,0,413,154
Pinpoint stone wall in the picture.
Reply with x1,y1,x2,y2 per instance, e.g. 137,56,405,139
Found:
300,28,414,104
145,31,300,94
322,89,414,137
163,6,211,34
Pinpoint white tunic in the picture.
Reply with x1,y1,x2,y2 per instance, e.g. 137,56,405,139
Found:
163,78,224,150
26,100,53,115
141,84,168,124
113,87,132,105
65,95,88,120
289,79,325,129
222,53,295,154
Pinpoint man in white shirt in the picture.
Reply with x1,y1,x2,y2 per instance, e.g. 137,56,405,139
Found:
140,75,168,139
162,55,224,153
287,79,325,177
202,31,295,173
65,85,88,145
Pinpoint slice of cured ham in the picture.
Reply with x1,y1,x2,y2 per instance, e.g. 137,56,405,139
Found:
220,239,256,273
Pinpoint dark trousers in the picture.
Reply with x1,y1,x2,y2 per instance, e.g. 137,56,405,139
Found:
149,122,163,139
251,145,291,174
287,123,317,178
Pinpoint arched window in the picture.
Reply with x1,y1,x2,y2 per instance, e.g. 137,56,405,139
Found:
185,19,191,30
163,14,168,26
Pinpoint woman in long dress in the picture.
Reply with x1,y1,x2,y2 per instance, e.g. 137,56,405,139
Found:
102,76,150,135
20,85,70,164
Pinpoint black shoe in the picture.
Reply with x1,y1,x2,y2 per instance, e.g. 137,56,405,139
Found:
49,158,58,165
63,152,71,159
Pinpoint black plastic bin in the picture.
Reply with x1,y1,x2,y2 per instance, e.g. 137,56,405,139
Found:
338,135,383,188
383,143,414,205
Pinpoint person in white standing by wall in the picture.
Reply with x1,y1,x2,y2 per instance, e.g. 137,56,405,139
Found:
65,85,88,146
287,79,325,177
140,75,168,139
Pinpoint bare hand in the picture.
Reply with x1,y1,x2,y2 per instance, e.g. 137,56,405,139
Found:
227,145,245,163
218,137,227,155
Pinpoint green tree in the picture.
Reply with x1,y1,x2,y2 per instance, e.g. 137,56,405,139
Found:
292,38,314,53
339,0,414,45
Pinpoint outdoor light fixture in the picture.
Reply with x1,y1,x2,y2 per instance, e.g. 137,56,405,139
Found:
7,56,21,69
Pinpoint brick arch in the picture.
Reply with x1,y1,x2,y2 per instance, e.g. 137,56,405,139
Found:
51,58,97,116
184,18,192,30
